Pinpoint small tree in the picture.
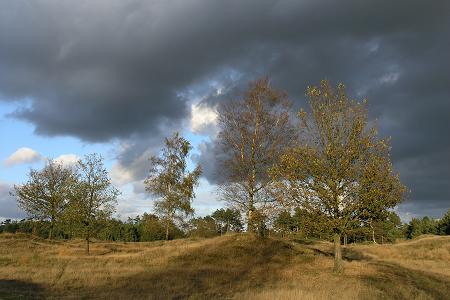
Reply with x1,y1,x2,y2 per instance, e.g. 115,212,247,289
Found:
138,213,167,241
421,216,438,234
145,132,202,240
438,209,450,235
405,216,439,239
274,210,293,238
379,211,403,243
406,218,424,239
13,160,75,239
189,216,218,238
217,78,295,232
211,208,243,234
69,154,119,254
291,208,332,240
271,80,406,273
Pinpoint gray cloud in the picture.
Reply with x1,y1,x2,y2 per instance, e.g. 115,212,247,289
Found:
191,141,222,186
0,0,449,218
0,182,26,220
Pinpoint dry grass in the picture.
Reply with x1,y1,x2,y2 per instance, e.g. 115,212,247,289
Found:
0,233,449,299
354,235,450,277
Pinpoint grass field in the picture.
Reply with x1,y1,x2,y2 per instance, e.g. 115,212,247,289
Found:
0,233,449,299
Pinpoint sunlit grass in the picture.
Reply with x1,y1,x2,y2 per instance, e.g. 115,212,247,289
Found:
0,233,449,299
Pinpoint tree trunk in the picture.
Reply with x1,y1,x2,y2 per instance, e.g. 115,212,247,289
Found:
86,226,90,255
247,211,252,232
165,217,170,241
258,220,265,238
333,233,343,273
370,221,377,244
248,108,259,234
32,223,37,237
247,195,255,233
48,223,53,240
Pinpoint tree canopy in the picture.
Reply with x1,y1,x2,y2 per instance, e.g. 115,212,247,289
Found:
69,154,120,254
13,160,75,239
271,80,407,272
217,78,295,232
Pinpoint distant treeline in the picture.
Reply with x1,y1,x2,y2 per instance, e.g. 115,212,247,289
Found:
2,208,449,243
272,208,450,243
0,208,243,242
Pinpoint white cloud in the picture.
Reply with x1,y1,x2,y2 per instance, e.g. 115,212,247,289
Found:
110,163,136,186
191,179,222,217
132,181,147,194
190,103,218,135
111,144,153,187
4,147,42,167
114,186,153,221
379,71,400,85
113,179,221,220
54,154,80,168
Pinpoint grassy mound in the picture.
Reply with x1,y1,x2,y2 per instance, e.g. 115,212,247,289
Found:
0,233,449,299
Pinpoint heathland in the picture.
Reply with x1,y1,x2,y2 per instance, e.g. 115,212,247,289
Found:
0,233,449,299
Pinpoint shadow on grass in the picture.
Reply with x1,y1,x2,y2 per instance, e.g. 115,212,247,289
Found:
77,236,301,299
361,261,450,299
0,279,44,300
292,238,317,245
292,239,371,262
291,241,450,298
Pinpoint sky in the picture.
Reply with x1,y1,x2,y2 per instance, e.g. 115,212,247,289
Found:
0,0,449,223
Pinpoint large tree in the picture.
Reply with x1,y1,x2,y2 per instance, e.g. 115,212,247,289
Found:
13,160,75,239
69,154,119,254
271,80,406,272
217,78,295,232
145,132,202,240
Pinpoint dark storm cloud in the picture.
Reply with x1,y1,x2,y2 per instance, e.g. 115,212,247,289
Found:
0,0,449,217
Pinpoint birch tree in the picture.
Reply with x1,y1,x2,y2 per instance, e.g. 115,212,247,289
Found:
145,132,201,240
217,78,295,232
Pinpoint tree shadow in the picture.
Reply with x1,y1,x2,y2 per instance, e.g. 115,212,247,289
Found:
361,261,450,299
342,247,373,261
292,238,316,245
0,279,45,300
292,239,371,262
79,236,300,299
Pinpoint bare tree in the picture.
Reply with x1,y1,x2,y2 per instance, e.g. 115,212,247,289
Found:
13,160,75,239
271,80,406,273
217,78,295,232
145,132,202,240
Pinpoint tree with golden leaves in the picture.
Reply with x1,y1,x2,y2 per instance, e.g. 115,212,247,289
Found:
145,132,202,240
13,160,75,239
217,78,296,233
271,80,406,272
